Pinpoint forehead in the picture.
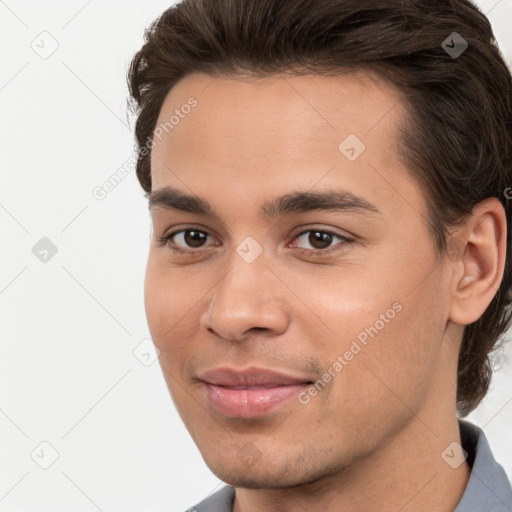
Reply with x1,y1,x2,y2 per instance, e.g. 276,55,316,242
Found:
153,69,405,151
149,69,425,222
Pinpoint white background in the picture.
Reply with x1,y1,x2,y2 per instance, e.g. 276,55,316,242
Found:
1,1,511,510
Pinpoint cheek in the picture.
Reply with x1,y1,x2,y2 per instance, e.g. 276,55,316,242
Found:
144,260,199,413
284,264,398,353
292,259,445,408
144,261,165,342
352,286,445,414
144,256,191,355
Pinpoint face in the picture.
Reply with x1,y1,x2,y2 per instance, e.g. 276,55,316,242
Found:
145,70,454,488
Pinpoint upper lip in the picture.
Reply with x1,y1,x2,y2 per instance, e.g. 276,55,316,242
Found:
198,366,312,387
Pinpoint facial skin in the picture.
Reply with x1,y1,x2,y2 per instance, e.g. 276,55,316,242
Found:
144,70,506,512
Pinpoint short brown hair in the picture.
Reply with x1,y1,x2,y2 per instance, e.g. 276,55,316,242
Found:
127,0,512,417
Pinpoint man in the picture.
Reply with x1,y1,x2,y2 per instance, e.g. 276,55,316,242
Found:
127,0,512,510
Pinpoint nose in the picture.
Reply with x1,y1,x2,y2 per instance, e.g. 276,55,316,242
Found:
198,252,290,343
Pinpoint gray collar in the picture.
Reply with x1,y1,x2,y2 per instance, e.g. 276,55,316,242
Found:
192,420,512,511
454,419,512,511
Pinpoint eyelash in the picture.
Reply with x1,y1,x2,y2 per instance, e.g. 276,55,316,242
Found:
156,228,354,256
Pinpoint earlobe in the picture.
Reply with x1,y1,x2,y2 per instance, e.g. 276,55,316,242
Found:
449,198,506,326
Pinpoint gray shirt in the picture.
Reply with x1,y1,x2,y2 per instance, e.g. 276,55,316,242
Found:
188,420,512,511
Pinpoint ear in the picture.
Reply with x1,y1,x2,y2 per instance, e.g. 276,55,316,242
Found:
449,198,507,325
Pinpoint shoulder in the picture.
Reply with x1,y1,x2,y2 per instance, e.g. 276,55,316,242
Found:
185,485,235,512
455,419,512,511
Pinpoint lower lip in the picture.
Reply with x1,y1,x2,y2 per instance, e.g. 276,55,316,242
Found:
204,382,309,418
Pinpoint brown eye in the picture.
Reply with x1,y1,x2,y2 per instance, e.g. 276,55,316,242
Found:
291,229,351,253
306,231,334,249
180,230,209,248
158,229,215,251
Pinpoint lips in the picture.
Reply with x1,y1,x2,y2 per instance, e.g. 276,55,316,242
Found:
199,366,311,387
198,366,313,418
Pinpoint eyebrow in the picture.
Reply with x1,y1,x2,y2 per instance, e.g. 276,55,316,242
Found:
147,186,381,219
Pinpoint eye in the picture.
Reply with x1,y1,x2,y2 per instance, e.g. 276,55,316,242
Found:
157,229,217,252
157,227,354,255
290,229,353,254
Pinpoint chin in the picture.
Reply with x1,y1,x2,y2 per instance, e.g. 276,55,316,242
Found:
204,456,335,490
215,473,303,490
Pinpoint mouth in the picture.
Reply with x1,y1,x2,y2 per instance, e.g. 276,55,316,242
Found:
198,366,314,418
